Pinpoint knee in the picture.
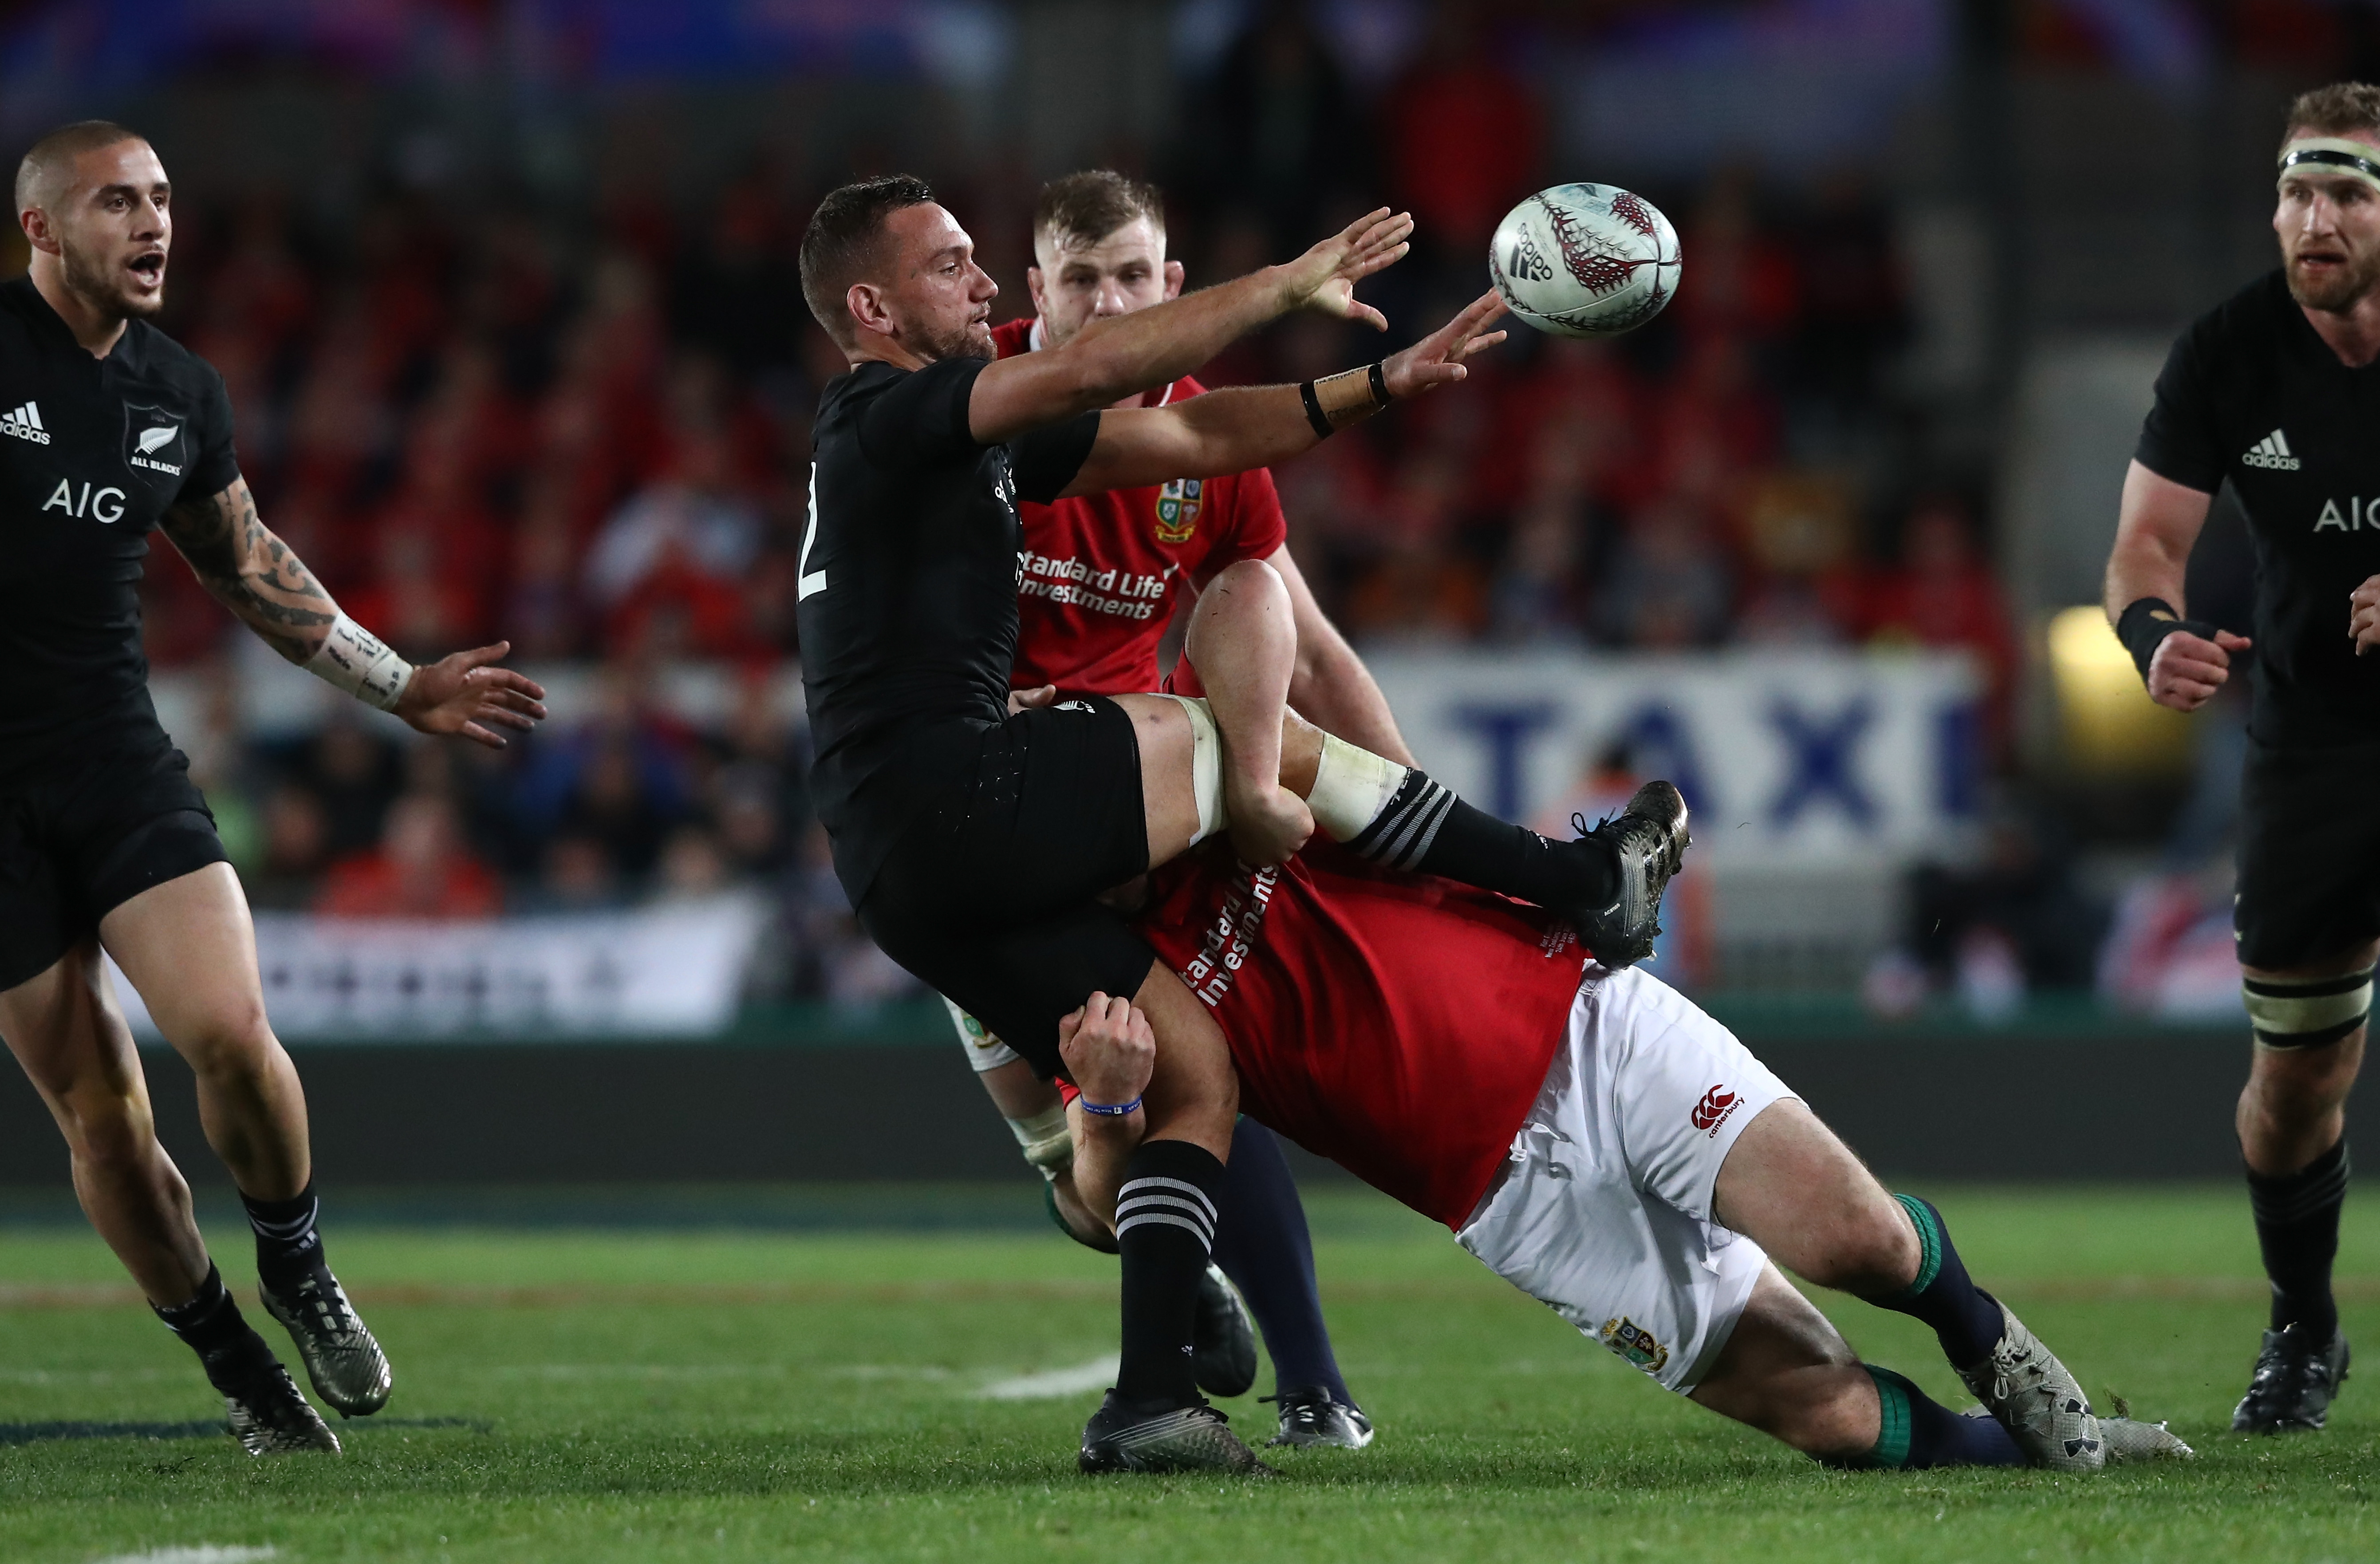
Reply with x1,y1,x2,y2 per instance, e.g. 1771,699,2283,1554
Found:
1803,1196,1922,1295
173,1001,278,1082
57,1088,155,1171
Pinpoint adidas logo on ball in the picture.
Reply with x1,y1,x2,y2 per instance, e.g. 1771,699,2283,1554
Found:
2242,429,2301,470
1490,183,1681,340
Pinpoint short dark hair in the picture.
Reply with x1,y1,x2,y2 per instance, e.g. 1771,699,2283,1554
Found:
2284,82,2380,146
799,174,937,348
15,119,149,217
1033,170,1166,256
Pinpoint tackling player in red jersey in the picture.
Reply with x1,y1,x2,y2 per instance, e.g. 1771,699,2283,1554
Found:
1052,832,2195,1475
950,171,1407,1451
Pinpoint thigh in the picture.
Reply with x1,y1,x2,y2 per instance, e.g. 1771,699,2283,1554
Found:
2236,741,2380,971
862,887,1158,1078
1454,1015,1770,1395
1595,966,1797,1223
1112,692,1200,865
0,936,149,1128
97,862,270,1056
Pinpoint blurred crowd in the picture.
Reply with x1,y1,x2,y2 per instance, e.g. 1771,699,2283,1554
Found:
97,6,2029,1005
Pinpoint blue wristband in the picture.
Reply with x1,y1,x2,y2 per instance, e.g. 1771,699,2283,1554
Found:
1077,1096,1142,1118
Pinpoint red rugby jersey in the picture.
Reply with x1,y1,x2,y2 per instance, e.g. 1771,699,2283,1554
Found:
1131,845,1586,1230
991,316,1288,695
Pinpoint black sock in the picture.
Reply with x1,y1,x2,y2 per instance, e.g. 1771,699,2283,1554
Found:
1344,769,1616,909
1211,1118,1351,1405
1857,1366,2025,1469
1114,1139,1226,1408
243,1181,325,1290
1861,1194,2006,1368
153,1263,280,1394
2247,1137,2348,1342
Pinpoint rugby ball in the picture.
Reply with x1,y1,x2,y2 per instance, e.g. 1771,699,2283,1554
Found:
1489,184,1681,338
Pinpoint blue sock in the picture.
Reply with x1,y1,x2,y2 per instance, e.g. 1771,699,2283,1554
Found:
1861,1366,2025,1468
1863,1194,2006,1369
1211,1118,1352,1404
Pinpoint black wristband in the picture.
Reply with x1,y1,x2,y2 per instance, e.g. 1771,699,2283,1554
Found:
1298,380,1335,440
2115,596,2221,682
1367,360,1390,406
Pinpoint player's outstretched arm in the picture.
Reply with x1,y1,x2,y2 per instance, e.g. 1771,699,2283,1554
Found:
2103,460,2248,712
1060,290,1507,498
965,209,1414,446
161,477,548,748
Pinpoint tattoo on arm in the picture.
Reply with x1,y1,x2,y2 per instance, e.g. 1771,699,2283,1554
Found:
159,478,339,664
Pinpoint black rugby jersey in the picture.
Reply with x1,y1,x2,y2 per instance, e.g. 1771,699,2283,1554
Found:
0,276,238,775
797,355,1099,894
2136,270,2380,748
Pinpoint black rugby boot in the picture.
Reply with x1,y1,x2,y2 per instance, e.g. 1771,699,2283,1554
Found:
2233,1325,2351,1434
1568,780,1690,968
1193,1264,1258,1398
260,1265,392,1416
224,1362,342,1456
1080,1390,1273,1475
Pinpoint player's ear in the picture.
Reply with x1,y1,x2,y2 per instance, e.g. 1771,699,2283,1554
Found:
20,206,60,256
846,280,896,341
1026,266,1048,317
1162,260,1184,301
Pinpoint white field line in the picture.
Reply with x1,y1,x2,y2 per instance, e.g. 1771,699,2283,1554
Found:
971,1354,1120,1402
90,1549,277,1564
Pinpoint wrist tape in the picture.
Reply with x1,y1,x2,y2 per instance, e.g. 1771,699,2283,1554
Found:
305,613,414,712
2114,597,2219,683
1006,1102,1074,1179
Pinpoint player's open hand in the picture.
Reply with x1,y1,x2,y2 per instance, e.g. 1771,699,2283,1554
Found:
2352,575,2380,655
395,640,549,749
1059,992,1155,1112
1381,289,1509,399
2147,627,2250,711
1278,208,1414,331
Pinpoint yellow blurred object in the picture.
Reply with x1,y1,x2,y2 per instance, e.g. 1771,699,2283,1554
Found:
2045,605,2195,774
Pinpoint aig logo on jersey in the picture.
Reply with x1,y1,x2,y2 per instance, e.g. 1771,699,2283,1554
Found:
1155,478,1203,543
2242,428,2301,471
124,403,185,478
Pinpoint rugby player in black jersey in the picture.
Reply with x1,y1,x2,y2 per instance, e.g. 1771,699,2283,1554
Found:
6,122,546,1454
796,174,1687,1472
2106,82,2380,1435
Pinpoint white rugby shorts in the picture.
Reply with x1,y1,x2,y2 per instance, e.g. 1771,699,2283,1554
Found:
1456,963,1797,1394
944,996,1022,1074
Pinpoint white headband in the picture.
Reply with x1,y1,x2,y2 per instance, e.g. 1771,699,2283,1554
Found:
2279,137,2380,192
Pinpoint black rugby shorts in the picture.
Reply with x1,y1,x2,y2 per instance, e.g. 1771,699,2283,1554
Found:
855,696,1156,1078
2235,737,2380,971
0,743,229,992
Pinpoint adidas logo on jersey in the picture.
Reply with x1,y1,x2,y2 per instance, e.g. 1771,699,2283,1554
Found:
2242,428,2301,470
0,401,49,445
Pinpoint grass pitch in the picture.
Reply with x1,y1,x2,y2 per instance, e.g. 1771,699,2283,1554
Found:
1,1184,2375,1563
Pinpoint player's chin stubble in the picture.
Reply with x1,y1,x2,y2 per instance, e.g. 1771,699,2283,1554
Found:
63,245,163,320
2286,243,2380,313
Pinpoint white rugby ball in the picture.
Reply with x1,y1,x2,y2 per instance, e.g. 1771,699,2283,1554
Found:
1489,183,1681,338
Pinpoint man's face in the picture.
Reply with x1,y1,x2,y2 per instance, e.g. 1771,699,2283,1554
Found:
1027,216,1181,347
25,139,172,320
864,202,998,362
2275,130,2380,314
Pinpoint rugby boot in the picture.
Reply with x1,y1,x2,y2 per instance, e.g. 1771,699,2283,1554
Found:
1193,1264,1259,1398
259,1267,392,1417
2232,1325,2350,1434
1568,781,1690,968
1079,1390,1274,1475
224,1362,342,1456
1954,1299,2104,1471
1265,1386,1375,1449
2098,1414,2196,1463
